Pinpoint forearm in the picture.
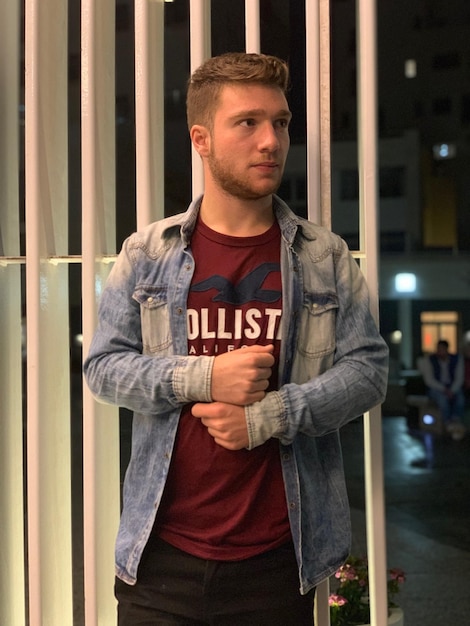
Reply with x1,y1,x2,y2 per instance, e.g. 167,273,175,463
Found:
245,347,388,449
84,347,213,415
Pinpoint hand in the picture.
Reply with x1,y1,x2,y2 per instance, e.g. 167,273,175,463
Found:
211,344,274,406
191,402,249,450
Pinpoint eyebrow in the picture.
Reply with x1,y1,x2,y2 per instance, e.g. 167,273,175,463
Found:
230,108,292,120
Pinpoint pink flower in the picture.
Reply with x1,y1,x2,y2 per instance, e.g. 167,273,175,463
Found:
329,594,348,607
336,564,357,582
389,568,406,584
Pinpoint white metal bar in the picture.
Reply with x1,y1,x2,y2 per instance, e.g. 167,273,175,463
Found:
135,0,165,228
318,0,331,229
305,0,321,225
24,0,73,623
307,3,333,622
189,0,211,198
12,4,388,625
0,2,25,624
356,0,388,624
81,1,121,624
306,0,331,229
245,0,260,53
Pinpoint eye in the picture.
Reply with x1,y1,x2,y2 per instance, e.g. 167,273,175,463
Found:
276,118,290,129
239,118,257,127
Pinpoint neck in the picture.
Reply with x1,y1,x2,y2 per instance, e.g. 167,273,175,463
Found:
199,189,275,237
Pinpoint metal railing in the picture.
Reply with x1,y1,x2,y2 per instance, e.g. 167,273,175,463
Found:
0,1,387,624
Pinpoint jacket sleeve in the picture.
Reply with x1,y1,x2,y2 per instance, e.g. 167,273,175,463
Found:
451,357,465,393
83,239,214,416
245,244,389,449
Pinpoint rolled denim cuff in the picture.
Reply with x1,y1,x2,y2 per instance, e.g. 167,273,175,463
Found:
245,391,286,449
173,356,214,403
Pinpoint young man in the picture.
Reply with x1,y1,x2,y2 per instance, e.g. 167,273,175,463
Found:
84,52,389,625
421,339,466,440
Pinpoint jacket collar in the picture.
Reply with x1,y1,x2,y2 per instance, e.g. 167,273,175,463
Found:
163,194,316,247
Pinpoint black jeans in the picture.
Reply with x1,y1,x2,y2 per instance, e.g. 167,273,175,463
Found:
115,537,315,625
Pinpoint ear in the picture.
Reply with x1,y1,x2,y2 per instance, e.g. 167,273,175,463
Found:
190,124,211,157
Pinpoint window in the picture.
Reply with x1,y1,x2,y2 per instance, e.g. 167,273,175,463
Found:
421,311,460,354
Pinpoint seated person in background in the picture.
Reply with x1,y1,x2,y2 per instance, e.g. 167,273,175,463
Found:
420,339,466,440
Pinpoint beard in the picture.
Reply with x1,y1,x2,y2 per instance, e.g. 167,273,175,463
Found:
207,151,283,201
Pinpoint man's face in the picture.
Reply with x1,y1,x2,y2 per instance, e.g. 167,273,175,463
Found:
205,83,291,201
437,343,449,359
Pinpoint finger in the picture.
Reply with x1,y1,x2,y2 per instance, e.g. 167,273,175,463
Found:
242,344,274,355
244,379,269,393
251,367,272,382
191,402,209,418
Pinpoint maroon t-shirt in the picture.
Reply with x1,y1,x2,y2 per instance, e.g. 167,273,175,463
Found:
155,218,291,560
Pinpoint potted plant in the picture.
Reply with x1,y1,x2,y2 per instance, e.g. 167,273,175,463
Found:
329,555,405,626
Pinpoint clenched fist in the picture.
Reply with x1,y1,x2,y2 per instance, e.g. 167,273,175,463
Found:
211,344,274,406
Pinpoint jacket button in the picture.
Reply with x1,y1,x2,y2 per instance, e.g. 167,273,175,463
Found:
147,297,153,303
176,307,183,315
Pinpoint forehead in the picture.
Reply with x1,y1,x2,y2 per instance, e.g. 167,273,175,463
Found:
214,83,290,118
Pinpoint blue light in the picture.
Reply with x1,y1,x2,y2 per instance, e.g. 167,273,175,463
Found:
439,144,449,158
422,414,434,425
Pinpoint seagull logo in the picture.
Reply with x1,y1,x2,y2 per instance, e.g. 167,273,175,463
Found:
191,262,281,305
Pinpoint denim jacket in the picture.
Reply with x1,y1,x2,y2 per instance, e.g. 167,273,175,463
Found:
84,195,389,594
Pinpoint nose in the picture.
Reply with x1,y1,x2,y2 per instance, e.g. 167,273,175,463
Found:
258,121,281,152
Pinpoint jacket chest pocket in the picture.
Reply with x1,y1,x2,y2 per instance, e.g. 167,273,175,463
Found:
133,287,172,354
297,292,338,358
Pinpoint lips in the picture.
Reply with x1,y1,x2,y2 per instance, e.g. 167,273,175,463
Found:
252,161,279,170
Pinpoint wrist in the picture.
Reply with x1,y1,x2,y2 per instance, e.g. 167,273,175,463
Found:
173,355,214,403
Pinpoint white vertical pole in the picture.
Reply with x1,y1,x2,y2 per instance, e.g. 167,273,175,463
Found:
0,2,25,624
189,0,211,198
24,0,74,623
81,1,121,624
135,0,165,228
357,0,388,624
305,0,321,225
318,0,332,229
307,2,332,624
245,0,260,53
307,0,331,229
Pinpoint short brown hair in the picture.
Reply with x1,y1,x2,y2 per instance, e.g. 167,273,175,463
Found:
186,52,290,130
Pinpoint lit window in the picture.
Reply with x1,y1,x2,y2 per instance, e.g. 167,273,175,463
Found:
395,273,416,293
404,59,416,78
